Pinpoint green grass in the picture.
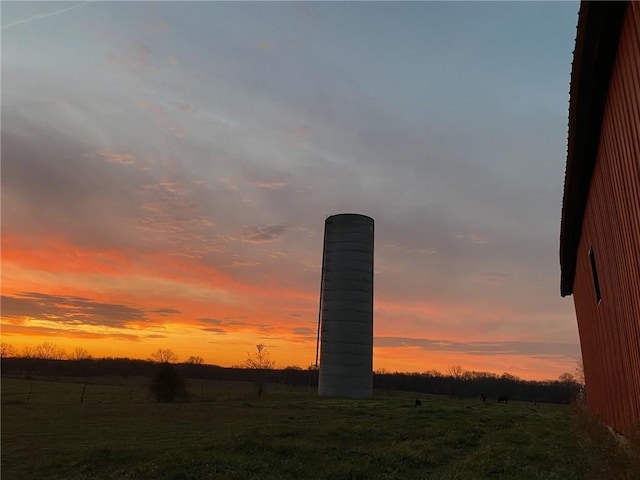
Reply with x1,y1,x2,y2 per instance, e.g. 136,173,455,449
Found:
572,407,640,480
0,377,596,479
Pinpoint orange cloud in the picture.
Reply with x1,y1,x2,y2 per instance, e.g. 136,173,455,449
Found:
2,228,576,380
2,234,133,277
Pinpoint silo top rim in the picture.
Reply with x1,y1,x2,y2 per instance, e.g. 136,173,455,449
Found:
326,213,374,223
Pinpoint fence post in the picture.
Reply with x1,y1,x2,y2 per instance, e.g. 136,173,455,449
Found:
80,383,87,403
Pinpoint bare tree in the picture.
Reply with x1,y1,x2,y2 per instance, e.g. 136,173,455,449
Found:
559,372,577,384
245,343,275,370
575,356,585,386
446,365,466,398
0,343,17,358
244,343,275,398
500,372,520,382
69,347,92,360
150,348,178,363
33,342,67,360
22,346,36,358
447,364,465,379
186,356,204,365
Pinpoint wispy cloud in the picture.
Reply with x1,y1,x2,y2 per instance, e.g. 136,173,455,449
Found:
197,317,275,335
375,336,580,359
1,1,93,32
455,233,491,245
202,327,227,334
151,308,180,316
231,259,261,268
0,323,164,342
240,225,288,243
107,40,153,70
292,327,315,336
93,149,137,165
255,181,286,190
0,292,180,329
0,1,580,378
137,101,185,138
199,317,249,327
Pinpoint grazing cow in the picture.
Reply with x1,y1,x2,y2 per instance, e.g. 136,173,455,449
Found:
497,395,509,404
480,393,487,403
415,398,422,407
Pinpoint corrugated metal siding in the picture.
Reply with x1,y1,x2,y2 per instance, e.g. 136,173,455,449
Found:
572,2,640,433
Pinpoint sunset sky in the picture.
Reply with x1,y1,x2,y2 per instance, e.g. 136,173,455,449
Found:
2,1,582,380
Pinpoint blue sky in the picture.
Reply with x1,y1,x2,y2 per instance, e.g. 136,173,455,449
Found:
1,1,582,379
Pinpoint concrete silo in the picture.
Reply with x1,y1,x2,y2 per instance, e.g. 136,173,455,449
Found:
318,213,374,398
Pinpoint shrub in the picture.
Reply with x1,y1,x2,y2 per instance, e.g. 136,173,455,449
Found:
149,364,187,402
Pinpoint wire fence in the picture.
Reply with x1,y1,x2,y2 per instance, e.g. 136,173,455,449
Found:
1,377,311,405
4,381,156,404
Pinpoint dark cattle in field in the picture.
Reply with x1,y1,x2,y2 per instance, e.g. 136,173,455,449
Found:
480,393,486,403
497,395,509,404
415,398,422,407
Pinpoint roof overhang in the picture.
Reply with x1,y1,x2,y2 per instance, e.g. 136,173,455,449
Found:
560,1,628,297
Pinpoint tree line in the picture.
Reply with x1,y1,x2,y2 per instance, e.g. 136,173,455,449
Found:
373,369,581,404
0,342,205,364
1,342,581,404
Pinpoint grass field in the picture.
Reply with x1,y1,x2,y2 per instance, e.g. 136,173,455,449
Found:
0,376,635,479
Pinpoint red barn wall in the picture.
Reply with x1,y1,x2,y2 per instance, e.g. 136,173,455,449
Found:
573,2,640,433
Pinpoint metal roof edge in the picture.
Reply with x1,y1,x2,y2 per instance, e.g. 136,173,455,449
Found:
559,1,628,297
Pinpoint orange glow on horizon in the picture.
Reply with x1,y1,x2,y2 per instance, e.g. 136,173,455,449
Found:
2,234,576,382
1,328,572,381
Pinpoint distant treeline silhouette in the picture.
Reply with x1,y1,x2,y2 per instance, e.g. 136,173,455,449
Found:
0,357,581,404
373,371,580,404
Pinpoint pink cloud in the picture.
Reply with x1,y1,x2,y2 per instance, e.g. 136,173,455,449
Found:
106,40,152,70
256,181,286,190
93,149,137,165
